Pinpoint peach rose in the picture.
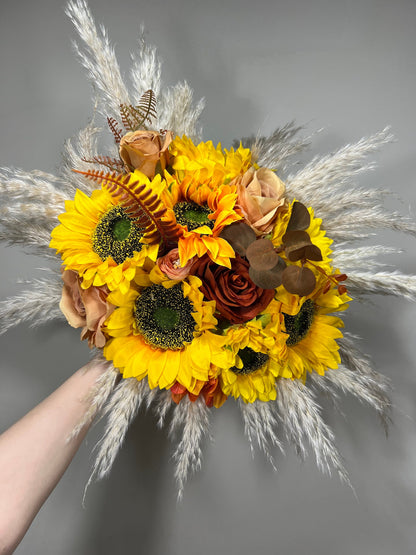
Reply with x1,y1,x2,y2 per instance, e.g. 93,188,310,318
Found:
59,270,114,348
119,130,173,178
233,167,286,235
157,248,195,280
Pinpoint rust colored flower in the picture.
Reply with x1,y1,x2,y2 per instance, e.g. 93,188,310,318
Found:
232,167,286,235
192,254,275,324
157,248,195,280
170,378,227,408
119,130,173,178
60,270,114,348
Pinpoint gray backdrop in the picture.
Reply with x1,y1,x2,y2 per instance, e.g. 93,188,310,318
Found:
1,0,416,554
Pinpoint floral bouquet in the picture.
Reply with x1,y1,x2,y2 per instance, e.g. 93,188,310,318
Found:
1,0,416,497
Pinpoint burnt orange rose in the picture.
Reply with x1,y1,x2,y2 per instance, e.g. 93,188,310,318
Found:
60,270,114,348
233,167,286,235
192,254,275,324
119,130,173,178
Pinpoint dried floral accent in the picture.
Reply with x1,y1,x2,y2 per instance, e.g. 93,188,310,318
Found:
119,90,157,131
192,254,275,324
119,129,173,178
81,155,125,173
60,269,114,348
73,169,181,248
107,116,123,144
233,167,286,235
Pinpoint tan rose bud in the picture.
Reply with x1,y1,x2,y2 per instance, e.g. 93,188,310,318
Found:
119,130,173,178
157,248,195,280
233,167,286,235
60,270,114,348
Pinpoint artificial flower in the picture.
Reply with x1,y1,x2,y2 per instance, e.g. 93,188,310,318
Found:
59,269,114,348
119,129,173,177
162,178,240,267
103,275,234,391
157,248,195,280
170,135,252,187
192,253,275,324
50,185,159,294
233,167,287,235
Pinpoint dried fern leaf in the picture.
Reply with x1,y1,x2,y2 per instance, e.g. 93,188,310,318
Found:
74,169,181,246
119,103,136,132
107,117,123,144
81,155,125,172
119,90,157,132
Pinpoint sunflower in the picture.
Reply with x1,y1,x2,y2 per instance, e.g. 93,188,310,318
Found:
50,184,159,294
103,275,234,392
162,176,241,268
279,285,349,380
218,316,290,403
170,135,253,187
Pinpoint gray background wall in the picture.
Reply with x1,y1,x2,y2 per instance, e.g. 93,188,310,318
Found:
1,0,416,553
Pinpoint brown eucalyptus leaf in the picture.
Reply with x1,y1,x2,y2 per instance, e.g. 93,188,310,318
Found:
249,257,286,289
284,231,311,262
246,238,279,271
282,265,316,296
219,221,256,256
282,230,311,247
303,244,323,261
286,202,310,232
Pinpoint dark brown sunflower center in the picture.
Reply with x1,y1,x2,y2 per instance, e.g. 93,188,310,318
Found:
230,347,269,375
173,201,214,232
134,283,196,350
283,299,315,346
92,206,143,264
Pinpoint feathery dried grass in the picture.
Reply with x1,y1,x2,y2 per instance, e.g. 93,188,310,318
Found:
169,397,211,500
347,271,416,300
86,378,150,486
0,277,64,334
276,379,350,485
286,128,392,204
159,82,205,141
254,121,311,175
130,27,162,106
68,356,119,440
65,0,130,119
60,118,104,195
239,399,284,470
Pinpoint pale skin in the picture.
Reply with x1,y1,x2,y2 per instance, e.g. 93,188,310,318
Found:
0,361,106,554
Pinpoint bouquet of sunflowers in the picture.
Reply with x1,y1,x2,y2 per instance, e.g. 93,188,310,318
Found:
2,0,416,497
50,94,350,409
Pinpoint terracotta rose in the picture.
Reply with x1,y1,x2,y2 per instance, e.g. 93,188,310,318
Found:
192,254,275,324
119,130,173,178
232,167,286,235
59,270,114,348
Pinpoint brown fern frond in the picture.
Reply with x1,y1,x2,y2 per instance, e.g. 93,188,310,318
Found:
119,104,136,132
135,89,157,127
107,117,123,143
81,156,125,173
119,90,157,132
73,169,181,247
